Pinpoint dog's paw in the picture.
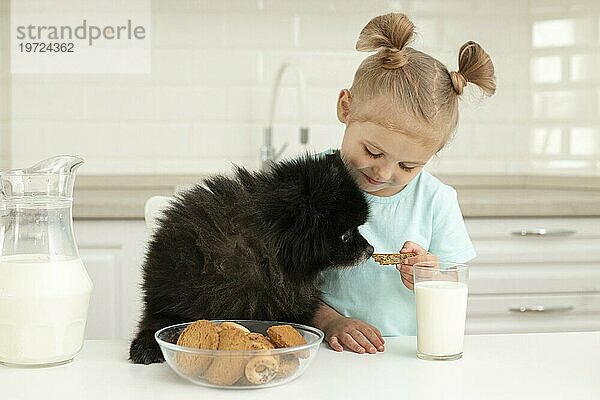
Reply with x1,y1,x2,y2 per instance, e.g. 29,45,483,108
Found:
129,334,165,364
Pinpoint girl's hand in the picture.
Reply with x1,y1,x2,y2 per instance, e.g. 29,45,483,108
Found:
396,241,438,290
323,315,385,354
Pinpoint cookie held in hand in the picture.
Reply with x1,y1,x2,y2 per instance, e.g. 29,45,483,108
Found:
372,252,417,265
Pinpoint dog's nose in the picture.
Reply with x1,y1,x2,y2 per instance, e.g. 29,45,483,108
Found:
365,245,374,257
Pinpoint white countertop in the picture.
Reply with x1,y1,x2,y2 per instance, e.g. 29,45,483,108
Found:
2,332,599,400
72,174,600,219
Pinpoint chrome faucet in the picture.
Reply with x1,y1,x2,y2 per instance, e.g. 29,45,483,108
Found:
260,62,309,171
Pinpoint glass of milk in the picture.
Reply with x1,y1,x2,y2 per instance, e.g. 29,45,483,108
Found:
413,261,468,361
0,156,93,367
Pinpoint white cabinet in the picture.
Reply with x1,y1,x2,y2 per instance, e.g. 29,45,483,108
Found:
74,217,600,339
464,217,600,334
73,220,148,340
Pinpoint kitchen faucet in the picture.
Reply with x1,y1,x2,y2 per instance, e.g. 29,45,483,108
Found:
260,62,309,171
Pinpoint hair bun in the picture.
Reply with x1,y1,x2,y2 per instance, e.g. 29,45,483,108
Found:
454,41,496,96
449,71,467,95
356,13,415,53
380,48,409,69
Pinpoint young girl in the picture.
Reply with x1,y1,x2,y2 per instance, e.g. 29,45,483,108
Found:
312,13,496,354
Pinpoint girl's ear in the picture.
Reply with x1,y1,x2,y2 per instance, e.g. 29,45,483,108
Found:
336,89,352,123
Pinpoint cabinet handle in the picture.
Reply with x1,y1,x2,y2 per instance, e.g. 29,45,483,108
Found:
511,229,576,237
509,305,574,313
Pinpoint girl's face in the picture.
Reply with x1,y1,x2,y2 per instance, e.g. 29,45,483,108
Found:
340,120,437,197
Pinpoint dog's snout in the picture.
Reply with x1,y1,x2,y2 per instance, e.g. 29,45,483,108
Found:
365,245,374,258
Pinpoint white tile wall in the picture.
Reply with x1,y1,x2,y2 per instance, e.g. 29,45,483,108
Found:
0,2,9,170
12,83,87,121
571,54,600,82
2,0,599,175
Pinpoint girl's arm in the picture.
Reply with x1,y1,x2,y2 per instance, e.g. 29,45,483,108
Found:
312,301,385,354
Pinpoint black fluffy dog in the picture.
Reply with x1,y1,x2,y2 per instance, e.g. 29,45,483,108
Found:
129,152,373,364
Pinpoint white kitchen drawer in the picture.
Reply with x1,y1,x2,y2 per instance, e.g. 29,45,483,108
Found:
463,217,600,334
469,262,600,294
465,217,600,238
466,217,600,264
466,217,600,295
466,292,600,334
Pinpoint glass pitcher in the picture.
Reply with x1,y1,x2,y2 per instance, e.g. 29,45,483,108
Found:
0,155,93,367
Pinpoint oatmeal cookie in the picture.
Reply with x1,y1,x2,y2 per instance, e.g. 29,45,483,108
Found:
219,321,250,333
267,325,308,358
372,252,416,265
203,328,254,386
175,320,219,376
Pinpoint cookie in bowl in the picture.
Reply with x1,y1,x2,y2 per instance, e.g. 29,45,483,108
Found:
155,320,324,389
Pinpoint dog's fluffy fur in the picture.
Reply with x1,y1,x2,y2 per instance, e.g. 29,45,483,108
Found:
129,153,372,364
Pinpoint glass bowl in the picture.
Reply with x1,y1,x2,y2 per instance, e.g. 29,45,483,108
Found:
155,320,324,389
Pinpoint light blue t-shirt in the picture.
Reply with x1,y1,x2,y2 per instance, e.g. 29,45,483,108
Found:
321,167,476,336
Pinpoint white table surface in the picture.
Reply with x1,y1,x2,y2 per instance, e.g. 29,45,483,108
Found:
2,332,599,400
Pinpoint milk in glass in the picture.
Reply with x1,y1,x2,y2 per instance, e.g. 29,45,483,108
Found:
415,281,468,358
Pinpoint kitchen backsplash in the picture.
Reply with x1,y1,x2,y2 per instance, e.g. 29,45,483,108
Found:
0,0,9,171
1,0,599,176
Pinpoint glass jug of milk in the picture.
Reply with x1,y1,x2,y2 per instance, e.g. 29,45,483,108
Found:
0,156,93,367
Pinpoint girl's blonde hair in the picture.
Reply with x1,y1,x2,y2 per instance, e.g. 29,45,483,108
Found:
349,13,496,150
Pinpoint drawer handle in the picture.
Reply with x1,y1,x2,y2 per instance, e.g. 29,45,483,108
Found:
509,306,574,313
511,229,576,237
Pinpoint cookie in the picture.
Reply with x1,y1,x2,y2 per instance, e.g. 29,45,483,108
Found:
219,321,250,333
236,375,253,386
175,320,220,376
203,327,254,386
276,354,300,379
267,325,307,348
267,325,309,358
372,252,416,265
244,355,279,385
246,332,275,350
